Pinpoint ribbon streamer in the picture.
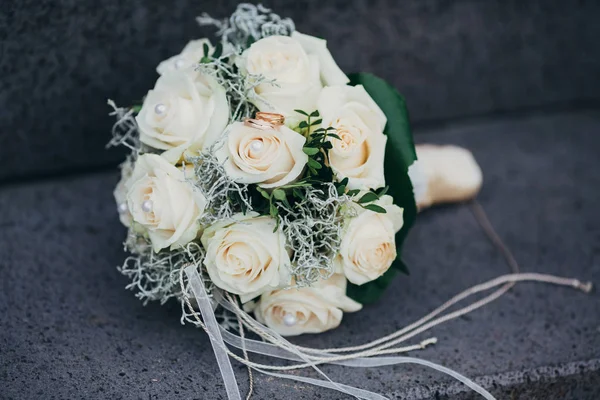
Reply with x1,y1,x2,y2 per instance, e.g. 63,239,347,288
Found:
183,266,498,399
183,265,592,400
184,265,359,398
184,265,242,400
179,201,592,399
221,327,495,400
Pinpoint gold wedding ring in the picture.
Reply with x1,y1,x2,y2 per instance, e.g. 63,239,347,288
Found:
243,112,285,131
243,118,275,130
256,112,285,127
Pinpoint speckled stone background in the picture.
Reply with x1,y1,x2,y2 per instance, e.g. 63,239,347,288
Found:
1,1,600,399
2,112,599,399
2,0,600,181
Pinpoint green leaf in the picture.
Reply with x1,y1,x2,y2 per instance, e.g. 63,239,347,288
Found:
310,118,323,126
378,185,389,197
336,177,349,195
307,158,322,170
294,109,309,116
131,104,142,113
269,203,278,218
282,181,311,189
203,43,210,56
348,72,417,278
255,186,271,200
327,133,342,140
212,42,223,59
298,121,309,129
362,204,387,213
200,56,211,64
357,192,379,204
392,258,410,275
309,110,320,117
302,147,319,156
272,189,286,202
292,188,305,200
347,268,398,304
346,189,360,197
271,189,290,209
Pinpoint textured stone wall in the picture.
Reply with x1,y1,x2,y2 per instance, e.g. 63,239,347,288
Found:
2,0,599,180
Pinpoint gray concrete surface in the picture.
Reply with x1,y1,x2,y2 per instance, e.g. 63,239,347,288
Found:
1,111,599,399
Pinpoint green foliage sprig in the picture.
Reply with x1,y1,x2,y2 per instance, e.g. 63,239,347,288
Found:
294,109,340,180
294,109,388,214
336,178,388,213
351,186,389,213
200,42,224,64
254,181,312,231
246,109,348,232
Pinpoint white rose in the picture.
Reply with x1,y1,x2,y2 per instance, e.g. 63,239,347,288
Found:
317,85,388,190
114,160,134,227
135,70,229,163
216,121,308,188
201,213,291,302
237,35,329,116
124,154,207,252
254,274,362,336
156,39,213,75
335,195,404,285
290,31,349,86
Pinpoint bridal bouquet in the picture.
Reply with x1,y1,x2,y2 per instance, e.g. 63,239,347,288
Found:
110,3,420,337
107,4,591,400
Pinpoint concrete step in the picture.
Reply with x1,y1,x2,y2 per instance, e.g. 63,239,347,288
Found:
1,110,599,399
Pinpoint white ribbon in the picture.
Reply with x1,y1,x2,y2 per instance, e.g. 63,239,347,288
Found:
219,323,495,400
184,266,242,400
184,266,359,398
184,266,496,400
179,198,592,400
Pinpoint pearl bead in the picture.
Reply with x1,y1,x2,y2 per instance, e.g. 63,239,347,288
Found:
141,200,153,213
174,58,185,69
283,313,297,327
117,203,128,214
154,103,167,115
250,140,263,152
